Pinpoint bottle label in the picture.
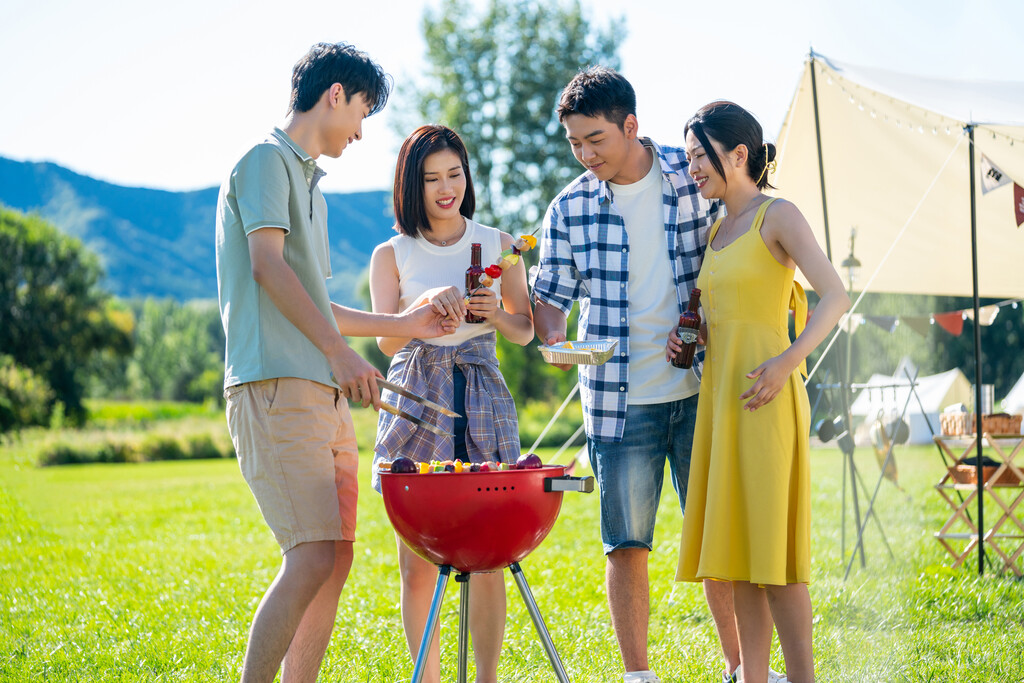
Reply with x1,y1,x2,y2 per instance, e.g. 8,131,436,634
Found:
679,328,698,345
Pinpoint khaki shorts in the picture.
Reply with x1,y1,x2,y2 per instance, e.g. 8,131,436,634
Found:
225,377,358,553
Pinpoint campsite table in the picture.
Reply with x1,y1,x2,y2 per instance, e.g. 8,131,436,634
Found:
933,434,1024,576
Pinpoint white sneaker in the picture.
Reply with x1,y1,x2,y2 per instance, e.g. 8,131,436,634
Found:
733,663,788,683
623,671,661,683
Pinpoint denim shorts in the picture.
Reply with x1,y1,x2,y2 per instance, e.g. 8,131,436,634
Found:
452,365,468,460
587,396,698,554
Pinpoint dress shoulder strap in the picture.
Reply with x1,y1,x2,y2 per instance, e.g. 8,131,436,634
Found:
753,197,778,232
708,215,725,244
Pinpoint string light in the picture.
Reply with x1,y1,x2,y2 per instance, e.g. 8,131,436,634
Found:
823,63,1024,147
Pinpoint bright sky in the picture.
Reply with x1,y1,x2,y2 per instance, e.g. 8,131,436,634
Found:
2,0,1022,195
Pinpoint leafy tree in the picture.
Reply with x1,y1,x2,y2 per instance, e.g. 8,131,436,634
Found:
402,0,623,230
0,354,53,433
0,205,131,423
89,298,224,403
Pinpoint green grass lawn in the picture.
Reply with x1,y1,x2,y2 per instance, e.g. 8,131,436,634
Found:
1,406,1022,682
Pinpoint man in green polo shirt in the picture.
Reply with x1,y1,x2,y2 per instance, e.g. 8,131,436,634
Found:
215,42,455,683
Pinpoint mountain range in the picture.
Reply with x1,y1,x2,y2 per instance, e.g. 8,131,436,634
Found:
0,156,395,307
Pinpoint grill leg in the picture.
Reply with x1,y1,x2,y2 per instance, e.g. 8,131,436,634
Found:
412,564,451,683
456,572,472,683
509,562,571,683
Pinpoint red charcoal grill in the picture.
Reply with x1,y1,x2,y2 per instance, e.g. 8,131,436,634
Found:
381,464,593,683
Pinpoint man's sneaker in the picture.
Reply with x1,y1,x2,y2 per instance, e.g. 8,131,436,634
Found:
622,671,661,683
731,663,788,683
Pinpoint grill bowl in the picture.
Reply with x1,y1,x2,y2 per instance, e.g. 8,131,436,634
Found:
380,465,566,573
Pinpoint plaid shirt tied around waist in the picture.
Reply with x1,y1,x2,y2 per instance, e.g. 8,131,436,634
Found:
372,333,519,491
531,138,716,442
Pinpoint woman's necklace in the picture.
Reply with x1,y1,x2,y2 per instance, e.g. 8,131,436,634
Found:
434,217,467,246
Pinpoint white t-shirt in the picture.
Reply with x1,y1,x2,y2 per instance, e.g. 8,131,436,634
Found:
608,146,699,404
388,218,504,347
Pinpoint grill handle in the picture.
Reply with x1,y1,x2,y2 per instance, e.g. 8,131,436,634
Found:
544,475,595,493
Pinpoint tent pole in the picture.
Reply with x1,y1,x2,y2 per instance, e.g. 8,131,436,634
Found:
808,50,833,262
967,124,985,576
810,50,865,573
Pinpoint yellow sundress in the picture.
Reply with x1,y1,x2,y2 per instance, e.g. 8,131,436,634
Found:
676,198,811,586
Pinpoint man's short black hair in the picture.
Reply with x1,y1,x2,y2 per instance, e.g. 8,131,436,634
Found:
556,66,636,129
289,42,392,115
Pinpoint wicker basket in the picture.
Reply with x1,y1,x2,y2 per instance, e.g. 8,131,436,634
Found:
948,464,1018,486
940,412,1022,437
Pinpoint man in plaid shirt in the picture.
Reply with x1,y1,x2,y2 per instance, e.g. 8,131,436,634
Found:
532,67,743,683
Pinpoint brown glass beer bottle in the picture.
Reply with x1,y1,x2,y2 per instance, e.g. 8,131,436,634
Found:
465,242,485,323
671,288,701,369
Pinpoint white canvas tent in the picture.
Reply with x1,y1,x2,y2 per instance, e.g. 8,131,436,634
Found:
849,368,973,445
1003,371,1024,416
775,53,1024,574
774,53,1024,299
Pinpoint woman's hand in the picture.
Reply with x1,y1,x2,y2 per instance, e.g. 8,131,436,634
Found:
421,285,466,324
740,352,797,411
466,287,499,321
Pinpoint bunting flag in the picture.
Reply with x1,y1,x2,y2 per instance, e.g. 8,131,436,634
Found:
980,154,1012,194
902,316,933,338
962,305,1001,326
832,299,1020,338
865,315,899,333
1016,183,1024,228
933,311,965,336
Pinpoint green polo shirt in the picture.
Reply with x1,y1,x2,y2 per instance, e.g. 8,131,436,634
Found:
215,127,338,389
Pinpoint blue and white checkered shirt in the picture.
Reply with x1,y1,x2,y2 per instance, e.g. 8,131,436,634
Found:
531,138,716,442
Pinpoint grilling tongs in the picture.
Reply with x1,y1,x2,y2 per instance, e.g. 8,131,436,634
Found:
378,379,461,438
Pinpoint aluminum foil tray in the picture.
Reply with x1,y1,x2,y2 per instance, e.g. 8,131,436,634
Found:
538,339,618,366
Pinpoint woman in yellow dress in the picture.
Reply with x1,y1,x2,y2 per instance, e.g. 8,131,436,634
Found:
669,102,849,683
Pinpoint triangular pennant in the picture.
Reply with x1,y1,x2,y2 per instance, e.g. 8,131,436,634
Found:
980,154,1012,194
1016,183,1024,228
934,311,965,336
902,316,933,337
963,305,1001,326
865,315,898,333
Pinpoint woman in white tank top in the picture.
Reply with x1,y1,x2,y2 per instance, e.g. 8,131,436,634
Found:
368,124,533,683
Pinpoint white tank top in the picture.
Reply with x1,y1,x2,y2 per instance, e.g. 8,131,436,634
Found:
389,218,504,347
